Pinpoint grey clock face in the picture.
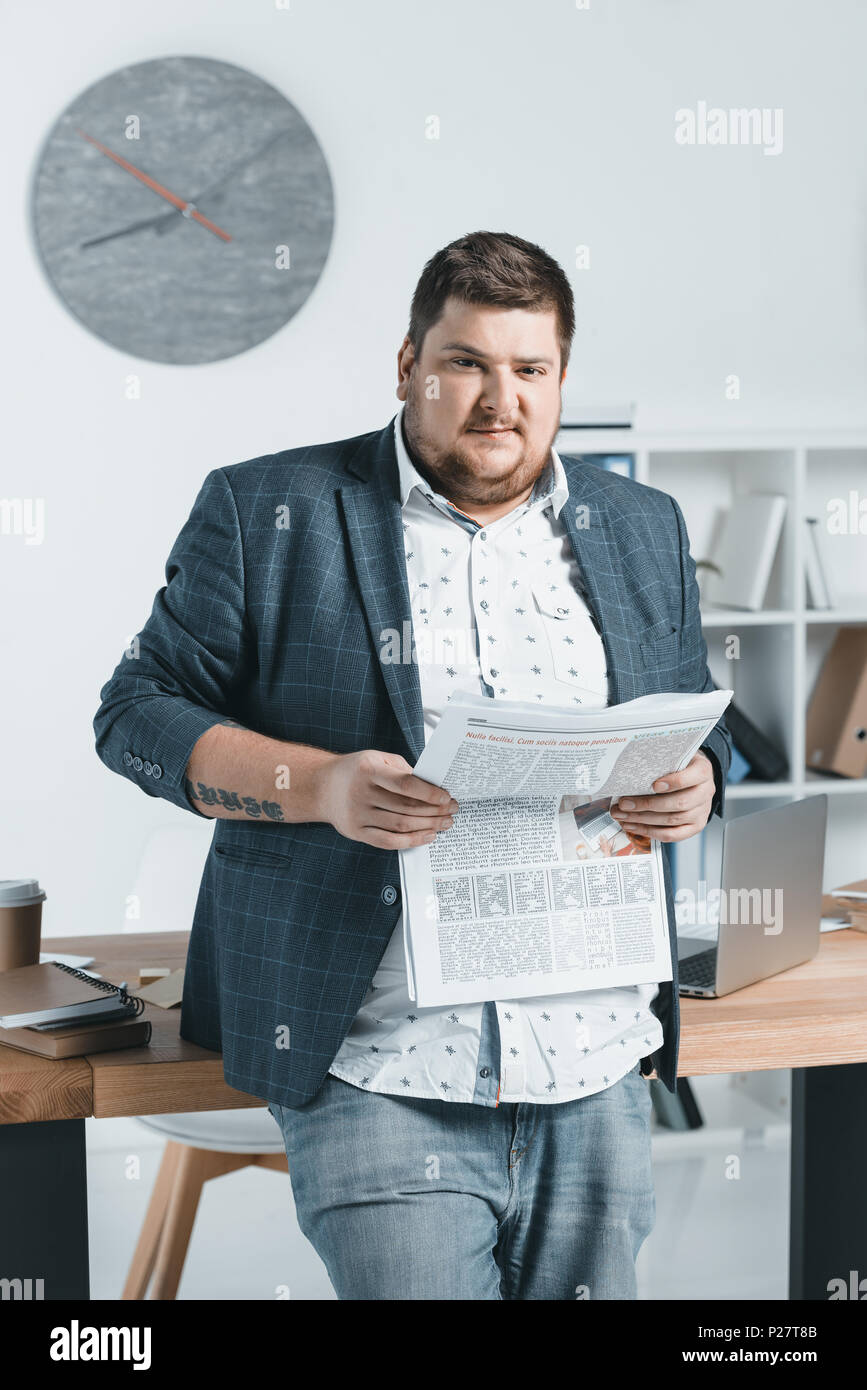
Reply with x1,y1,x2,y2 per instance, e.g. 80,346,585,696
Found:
32,56,335,363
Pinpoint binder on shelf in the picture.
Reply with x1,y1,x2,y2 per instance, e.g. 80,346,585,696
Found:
706,493,787,611
806,627,867,778
725,702,788,782
804,517,833,609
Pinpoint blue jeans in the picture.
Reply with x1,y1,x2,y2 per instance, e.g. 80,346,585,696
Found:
267,1063,655,1300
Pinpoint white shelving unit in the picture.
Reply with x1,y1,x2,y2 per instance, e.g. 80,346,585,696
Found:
557,427,867,892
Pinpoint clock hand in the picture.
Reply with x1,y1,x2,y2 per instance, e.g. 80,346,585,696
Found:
182,124,293,204
79,124,293,251
74,129,232,242
80,208,183,249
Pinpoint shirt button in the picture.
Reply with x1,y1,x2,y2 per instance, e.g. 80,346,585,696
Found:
479,1066,491,1078
479,531,487,541
381,884,398,905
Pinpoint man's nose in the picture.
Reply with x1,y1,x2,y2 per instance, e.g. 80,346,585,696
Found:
479,370,520,416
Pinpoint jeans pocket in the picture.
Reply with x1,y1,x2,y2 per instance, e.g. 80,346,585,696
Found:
624,1062,653,1114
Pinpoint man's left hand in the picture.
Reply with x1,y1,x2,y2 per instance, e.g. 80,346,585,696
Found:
610,751,715,843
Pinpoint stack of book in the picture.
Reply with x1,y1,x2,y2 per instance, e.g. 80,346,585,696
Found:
0,960,151,1057
821,880,867,933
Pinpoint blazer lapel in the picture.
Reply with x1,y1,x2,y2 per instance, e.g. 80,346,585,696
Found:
557,460,631,704
339,418,426,764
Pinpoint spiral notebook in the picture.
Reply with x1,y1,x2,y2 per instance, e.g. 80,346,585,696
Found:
0,961,151,1058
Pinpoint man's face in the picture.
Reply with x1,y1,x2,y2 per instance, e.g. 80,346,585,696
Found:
396,296,566,509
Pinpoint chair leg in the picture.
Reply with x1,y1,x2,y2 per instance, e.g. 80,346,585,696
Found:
251,1152,289,1174
122,1141,182,1300
148,1146,249,1300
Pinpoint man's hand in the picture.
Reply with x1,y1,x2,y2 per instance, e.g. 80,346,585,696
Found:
318,749,458,850
610,751,715,844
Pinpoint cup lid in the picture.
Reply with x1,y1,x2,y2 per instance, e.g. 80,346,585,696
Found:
0,879,47,907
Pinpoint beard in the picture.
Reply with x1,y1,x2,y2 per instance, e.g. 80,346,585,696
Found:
401,374,560,508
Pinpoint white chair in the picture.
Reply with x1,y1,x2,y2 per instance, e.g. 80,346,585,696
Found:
123,1107,288,1300
119,821,213,937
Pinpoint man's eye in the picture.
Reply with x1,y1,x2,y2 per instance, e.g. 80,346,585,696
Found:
450,360,542,374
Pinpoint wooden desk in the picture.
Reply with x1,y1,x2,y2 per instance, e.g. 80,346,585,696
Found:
2,929,866,1299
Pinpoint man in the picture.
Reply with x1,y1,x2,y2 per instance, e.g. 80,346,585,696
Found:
94,230,730,1300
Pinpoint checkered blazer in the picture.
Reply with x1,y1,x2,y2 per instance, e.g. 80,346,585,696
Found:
94,416,731,1107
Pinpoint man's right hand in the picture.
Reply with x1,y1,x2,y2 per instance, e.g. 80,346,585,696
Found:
317,750,458,850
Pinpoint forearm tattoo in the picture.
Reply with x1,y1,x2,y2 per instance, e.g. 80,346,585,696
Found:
187,720,283,819
184,778,285,821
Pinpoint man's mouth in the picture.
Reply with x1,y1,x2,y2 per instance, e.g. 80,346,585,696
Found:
468,427,517,438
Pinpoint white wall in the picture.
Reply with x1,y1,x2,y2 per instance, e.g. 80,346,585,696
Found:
3,0,867,938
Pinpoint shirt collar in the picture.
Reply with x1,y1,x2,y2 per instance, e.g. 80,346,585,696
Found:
393,404,568,520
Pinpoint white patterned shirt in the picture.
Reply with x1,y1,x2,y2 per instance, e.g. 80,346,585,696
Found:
328,407,663,1105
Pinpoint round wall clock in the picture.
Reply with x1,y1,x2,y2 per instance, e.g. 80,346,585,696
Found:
31,56,335,363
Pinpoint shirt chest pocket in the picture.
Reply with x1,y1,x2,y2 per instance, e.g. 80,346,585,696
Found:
530,584,609,699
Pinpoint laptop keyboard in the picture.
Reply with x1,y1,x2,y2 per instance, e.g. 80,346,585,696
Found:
678,946,717,990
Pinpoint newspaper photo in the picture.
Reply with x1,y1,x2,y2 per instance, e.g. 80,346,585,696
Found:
400,688,733,1006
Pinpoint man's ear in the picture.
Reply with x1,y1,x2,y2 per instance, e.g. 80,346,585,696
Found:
396,335,415,400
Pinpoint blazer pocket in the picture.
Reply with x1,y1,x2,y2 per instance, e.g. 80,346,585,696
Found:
214,844,295,869
639,620,681,665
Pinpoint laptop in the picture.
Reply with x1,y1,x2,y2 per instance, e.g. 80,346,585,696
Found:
676,795,828,998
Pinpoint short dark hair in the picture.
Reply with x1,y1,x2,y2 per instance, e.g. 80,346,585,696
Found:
408,230,575,373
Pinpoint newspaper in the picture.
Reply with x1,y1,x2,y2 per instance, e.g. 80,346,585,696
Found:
400,688,733,1006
